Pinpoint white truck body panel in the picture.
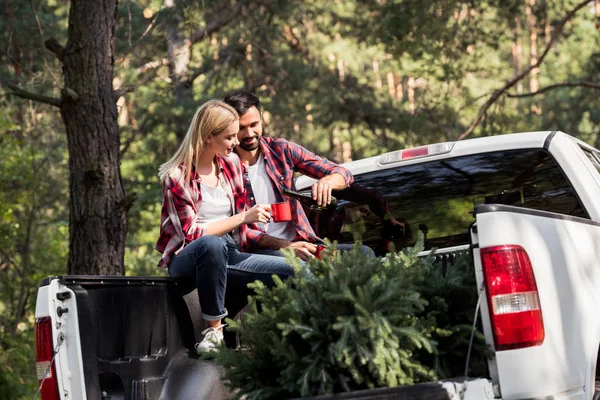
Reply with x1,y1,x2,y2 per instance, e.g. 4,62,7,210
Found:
548,133,600,221
35,280,87,400
473,209,600,399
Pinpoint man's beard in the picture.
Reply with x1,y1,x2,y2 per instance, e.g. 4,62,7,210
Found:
239,136,260,151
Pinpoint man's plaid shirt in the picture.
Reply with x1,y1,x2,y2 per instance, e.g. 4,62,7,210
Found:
243,137,353,248
155,153,248,267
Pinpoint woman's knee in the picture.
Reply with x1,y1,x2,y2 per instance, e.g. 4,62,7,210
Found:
190,235,226,255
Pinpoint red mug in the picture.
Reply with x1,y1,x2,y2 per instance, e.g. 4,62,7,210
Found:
315,245,325,259
271,201,292,222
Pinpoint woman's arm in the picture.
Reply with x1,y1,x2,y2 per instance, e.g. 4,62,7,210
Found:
167,174,272,242
204,204,271,237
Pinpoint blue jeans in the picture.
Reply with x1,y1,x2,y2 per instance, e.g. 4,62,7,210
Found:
168,235,294,321
254,243,376,259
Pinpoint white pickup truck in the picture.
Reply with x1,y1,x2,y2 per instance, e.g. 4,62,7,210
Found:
35,131,600,399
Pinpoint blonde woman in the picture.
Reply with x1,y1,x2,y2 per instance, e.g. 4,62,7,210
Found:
155,100,294,354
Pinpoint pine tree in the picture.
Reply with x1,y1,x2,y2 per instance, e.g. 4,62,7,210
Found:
216,237,439,399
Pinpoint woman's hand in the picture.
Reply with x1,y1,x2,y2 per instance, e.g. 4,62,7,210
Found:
243,204,272,224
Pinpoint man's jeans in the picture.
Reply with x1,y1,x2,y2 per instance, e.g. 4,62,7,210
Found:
168,234,294,321
254,243,376,259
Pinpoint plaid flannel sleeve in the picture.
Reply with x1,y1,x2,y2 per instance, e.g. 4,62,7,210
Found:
284,141,353,186
244,225,267,250
167,177,208,244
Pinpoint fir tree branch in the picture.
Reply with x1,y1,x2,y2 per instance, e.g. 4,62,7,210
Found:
458,0,590,141
7,84,61,108
507,81,600,98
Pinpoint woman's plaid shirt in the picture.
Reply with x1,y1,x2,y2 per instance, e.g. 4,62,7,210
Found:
154,153,248,267
243,137,353,248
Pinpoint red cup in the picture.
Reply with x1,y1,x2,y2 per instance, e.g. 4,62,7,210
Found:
315,245,325,259
271,201,292,222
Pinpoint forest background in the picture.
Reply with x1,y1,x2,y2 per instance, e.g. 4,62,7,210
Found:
1,0,599,397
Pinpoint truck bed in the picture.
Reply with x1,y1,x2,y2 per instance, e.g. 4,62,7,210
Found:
47,275,492,400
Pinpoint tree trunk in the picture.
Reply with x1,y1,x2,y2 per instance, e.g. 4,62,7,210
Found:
407,76,416,115
526,0,541,113
372,60,383,90
61,0,127,275
164,0,192,141
512,16,523,94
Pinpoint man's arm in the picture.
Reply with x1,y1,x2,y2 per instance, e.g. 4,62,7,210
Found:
256,234,291,249
312,172,347,207
283,140,354,206
257,234,317,261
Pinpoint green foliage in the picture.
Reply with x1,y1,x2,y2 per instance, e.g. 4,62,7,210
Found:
416,251,489,379
0,329,36,399
217,238,442,399
217,238,489,399
0,121,68,399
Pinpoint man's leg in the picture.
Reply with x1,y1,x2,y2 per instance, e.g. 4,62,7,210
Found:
252,248,285,257
334,243,376,258
221,235,296,347
254,243,376,259
223,269,280,348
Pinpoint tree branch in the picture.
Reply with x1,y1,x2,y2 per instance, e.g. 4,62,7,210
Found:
134,58,169,74
44,38,65,61
113,85,136,100
188,0,246,45
183,45,243,88
507,81,600,97
282,24,312,60
7,84,61,107
61,87,79,101
458,0,590,141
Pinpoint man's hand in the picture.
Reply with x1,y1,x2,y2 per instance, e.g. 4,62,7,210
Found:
285,241,317,261
311,172,347,207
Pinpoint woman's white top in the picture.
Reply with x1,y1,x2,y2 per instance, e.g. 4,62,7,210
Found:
198,183,232,223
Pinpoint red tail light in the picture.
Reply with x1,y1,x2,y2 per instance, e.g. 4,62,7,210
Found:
481,245,545,351
35,317,60,400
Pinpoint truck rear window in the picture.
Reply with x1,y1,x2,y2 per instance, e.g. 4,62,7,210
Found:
582,148,600,175
304,149,587,255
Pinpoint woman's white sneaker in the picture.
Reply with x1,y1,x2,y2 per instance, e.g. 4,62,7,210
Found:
195,326,224,354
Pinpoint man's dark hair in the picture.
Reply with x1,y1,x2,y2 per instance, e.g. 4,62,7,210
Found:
223,91,261,116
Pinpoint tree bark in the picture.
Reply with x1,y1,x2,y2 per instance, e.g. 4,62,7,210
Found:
526,0,541,114
164,0,190,98
526,0,539,93
512,16,523,94
61,0,127,275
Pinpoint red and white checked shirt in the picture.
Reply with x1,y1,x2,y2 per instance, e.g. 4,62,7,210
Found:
155,153,248,267
243,137,354,248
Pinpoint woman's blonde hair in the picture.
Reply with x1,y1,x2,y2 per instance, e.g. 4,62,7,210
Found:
158,100,238,182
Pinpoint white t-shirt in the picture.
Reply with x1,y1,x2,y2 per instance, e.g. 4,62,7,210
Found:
198,183,232,223
247,154,297,240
